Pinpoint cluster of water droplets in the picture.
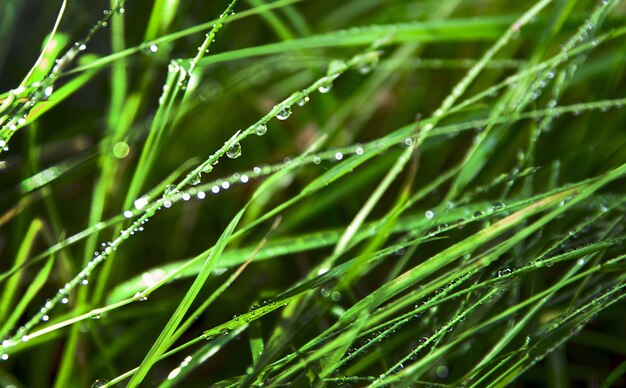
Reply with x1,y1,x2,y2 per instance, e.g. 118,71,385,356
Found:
0,3,125,153
514,0,613,112
1,35,387,359
8,140,375,334
422,200,507,238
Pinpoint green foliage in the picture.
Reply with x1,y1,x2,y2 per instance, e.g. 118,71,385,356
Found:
1,0,626,386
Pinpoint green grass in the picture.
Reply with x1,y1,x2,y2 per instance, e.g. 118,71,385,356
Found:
1,0,626,386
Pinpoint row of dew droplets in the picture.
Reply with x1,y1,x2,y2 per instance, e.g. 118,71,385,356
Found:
374,288,497,384
1,26,384,359
208,54,359,165
183,36,385,188
0,2,124,152
513,0,614,111
422,200,507,237
125,134,373,226
0,5,129,354
340,271,478,372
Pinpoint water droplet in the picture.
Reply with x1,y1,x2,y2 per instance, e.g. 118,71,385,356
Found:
254,124,267,136
226,142,242,159
164,184,177,196
313,157,321,164
355,146,364,155
1,353,8,361
240,175,249,183
190,174,202,186
425,210,435,219
497,268,512,277
491,202,506,211
297,96,310,106
197,191,206,199
149,44,158,53
61,297,69,304
221,181,230,189
44,86,54,97
134,292,148,302
134,196,148,210
358,63,373,74
276,106,292,120
42,315,49,322
91,379,109,388
318,82,333,93
404,138,413,146
334,152,343,160
123,210,133,218
211,185,220,194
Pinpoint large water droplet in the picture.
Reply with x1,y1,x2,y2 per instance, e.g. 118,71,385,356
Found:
91,379,109,388
254,124,267,136
276,106,292,120
425,210,435,219
134,196,149,210
226,142,242,159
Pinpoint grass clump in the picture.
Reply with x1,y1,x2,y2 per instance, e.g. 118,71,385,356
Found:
1,0,626,386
